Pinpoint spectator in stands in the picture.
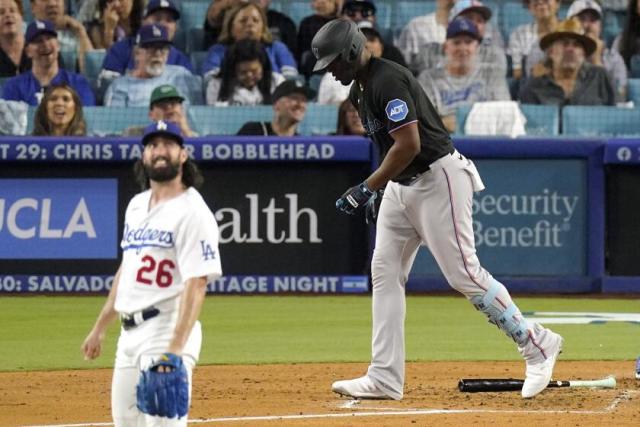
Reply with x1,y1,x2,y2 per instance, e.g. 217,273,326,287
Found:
98,0,193,91
32,82,87,136
3,20,95,106
255,0,297,56
0,0,30,77
520,18,615,106
30,0,94,72
124,84,197,136
418,18,510,133
206,39,284,106
412,0,507,76
237,79,315,136
317,25,390,105
508,0,561,80
526,0,628,101
204,0,243,48
335,99,365,136
612,0,640,70
104,24,203,106
397,0,454,73
341,1,407,68
203,2,298,81
86,0,143,50
297,0,340,76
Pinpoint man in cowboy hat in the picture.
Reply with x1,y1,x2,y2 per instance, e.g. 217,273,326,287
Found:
520,17,614,106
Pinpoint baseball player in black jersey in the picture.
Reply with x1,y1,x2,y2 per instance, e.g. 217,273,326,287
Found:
312,18,563,400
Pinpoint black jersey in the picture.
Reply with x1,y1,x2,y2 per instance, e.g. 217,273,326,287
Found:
349,57,453,183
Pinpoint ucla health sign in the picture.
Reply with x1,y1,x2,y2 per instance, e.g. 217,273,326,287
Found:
0,179,117,259
411,159,587,277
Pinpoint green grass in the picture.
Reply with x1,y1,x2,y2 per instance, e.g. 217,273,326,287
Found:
0,295,638,372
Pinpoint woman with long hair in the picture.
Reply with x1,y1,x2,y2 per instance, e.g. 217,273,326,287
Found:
32,83,87,136
336,99,366,136
202,2,297,81
613,0,640,69
87,0,143,49
206,38,284,105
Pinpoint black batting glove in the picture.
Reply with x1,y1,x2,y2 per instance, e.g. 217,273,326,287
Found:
336,182,375,215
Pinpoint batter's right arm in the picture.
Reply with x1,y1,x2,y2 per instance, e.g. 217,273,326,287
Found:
81,266,122,360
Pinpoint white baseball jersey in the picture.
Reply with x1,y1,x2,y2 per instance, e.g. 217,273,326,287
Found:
114,187,222,314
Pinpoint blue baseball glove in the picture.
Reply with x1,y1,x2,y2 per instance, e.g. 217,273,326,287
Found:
336,182,375,215
136,353,189,419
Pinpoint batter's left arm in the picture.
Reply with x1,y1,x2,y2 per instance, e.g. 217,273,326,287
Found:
366,122,420,190
167,276,208,355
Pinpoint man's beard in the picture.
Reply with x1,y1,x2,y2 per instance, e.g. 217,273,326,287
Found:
146,62,165,77
144,157,180,182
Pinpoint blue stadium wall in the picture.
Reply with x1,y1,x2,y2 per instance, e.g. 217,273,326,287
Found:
0,136,639,294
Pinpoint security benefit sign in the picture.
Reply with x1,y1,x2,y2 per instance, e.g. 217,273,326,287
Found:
410,159,587,276
0,179,118,259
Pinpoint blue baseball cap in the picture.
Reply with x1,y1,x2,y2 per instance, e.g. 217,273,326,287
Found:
446,17,482,42
141,120,184,146
135,24,172,47
144,0,180,20
25,20,57,44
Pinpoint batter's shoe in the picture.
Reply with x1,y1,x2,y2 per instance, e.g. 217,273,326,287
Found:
522,332,564,398
331,376,392,400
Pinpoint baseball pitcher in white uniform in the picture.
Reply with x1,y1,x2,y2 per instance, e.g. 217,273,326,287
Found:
312,19,563,400
81,120,222,426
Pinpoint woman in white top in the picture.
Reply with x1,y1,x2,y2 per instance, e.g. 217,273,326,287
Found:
206,38,284,106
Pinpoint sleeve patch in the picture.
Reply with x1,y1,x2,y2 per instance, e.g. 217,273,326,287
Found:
385,99,409,122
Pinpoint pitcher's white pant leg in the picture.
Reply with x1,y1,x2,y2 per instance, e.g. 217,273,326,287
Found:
367,185,421,400
112,365,144,427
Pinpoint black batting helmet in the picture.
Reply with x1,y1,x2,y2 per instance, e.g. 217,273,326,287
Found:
311,18,367,72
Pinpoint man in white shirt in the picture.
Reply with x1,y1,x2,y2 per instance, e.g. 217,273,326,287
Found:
104,24,203,107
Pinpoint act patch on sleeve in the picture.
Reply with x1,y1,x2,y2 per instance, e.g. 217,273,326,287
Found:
385,99,409,122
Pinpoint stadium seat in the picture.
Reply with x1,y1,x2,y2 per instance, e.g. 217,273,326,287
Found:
500,1,532,42
188,105,273,135
190,51,208,75
83,106,150,136
180,1,210,37
602,9,625,47
26,106,36,135
628,79,640,106
455,103,559,136
286,1,312,26
60,49,78,72
298,103,338,135
390,1,435,35
84,50,107,88
631,55,640,79
562,106,640,137
307,73,323,95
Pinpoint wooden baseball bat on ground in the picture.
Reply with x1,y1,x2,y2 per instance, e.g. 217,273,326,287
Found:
458,376,616,392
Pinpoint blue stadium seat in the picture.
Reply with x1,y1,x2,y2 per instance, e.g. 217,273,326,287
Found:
390,1,434,34
501,1,532,42
180,1,210,35
84,50,106,88
83,106,150,136
562,106,640,137
60,50,78,72
455,103,559,136
631,55,640,79
26,106,36,135
190,51,208,75
298,103,337,135
286,1,313,26
307,73,323,95
628,79,640,106
602,10,625,47
188,105,273,135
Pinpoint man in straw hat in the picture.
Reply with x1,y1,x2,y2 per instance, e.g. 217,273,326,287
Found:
520,17,614,106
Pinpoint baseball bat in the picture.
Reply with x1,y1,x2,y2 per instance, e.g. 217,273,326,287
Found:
458,376,616,392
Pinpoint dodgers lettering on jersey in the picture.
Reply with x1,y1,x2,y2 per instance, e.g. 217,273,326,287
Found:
114,188,222,314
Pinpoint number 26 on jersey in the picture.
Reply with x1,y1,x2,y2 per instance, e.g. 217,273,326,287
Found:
136,255,175,287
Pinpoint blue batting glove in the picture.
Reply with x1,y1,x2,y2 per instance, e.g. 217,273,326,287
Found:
336,182,375,215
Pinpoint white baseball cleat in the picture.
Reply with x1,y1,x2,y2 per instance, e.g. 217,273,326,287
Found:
522,333,564,398
331,376,392,400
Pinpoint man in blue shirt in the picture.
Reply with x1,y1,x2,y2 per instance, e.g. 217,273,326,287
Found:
104,24,202,107
98,0,193,91
3,20,95,106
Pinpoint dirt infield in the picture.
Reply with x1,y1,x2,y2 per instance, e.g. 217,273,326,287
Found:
1,361,638,426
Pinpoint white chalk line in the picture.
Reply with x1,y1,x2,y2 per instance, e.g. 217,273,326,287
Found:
21,390,638,427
